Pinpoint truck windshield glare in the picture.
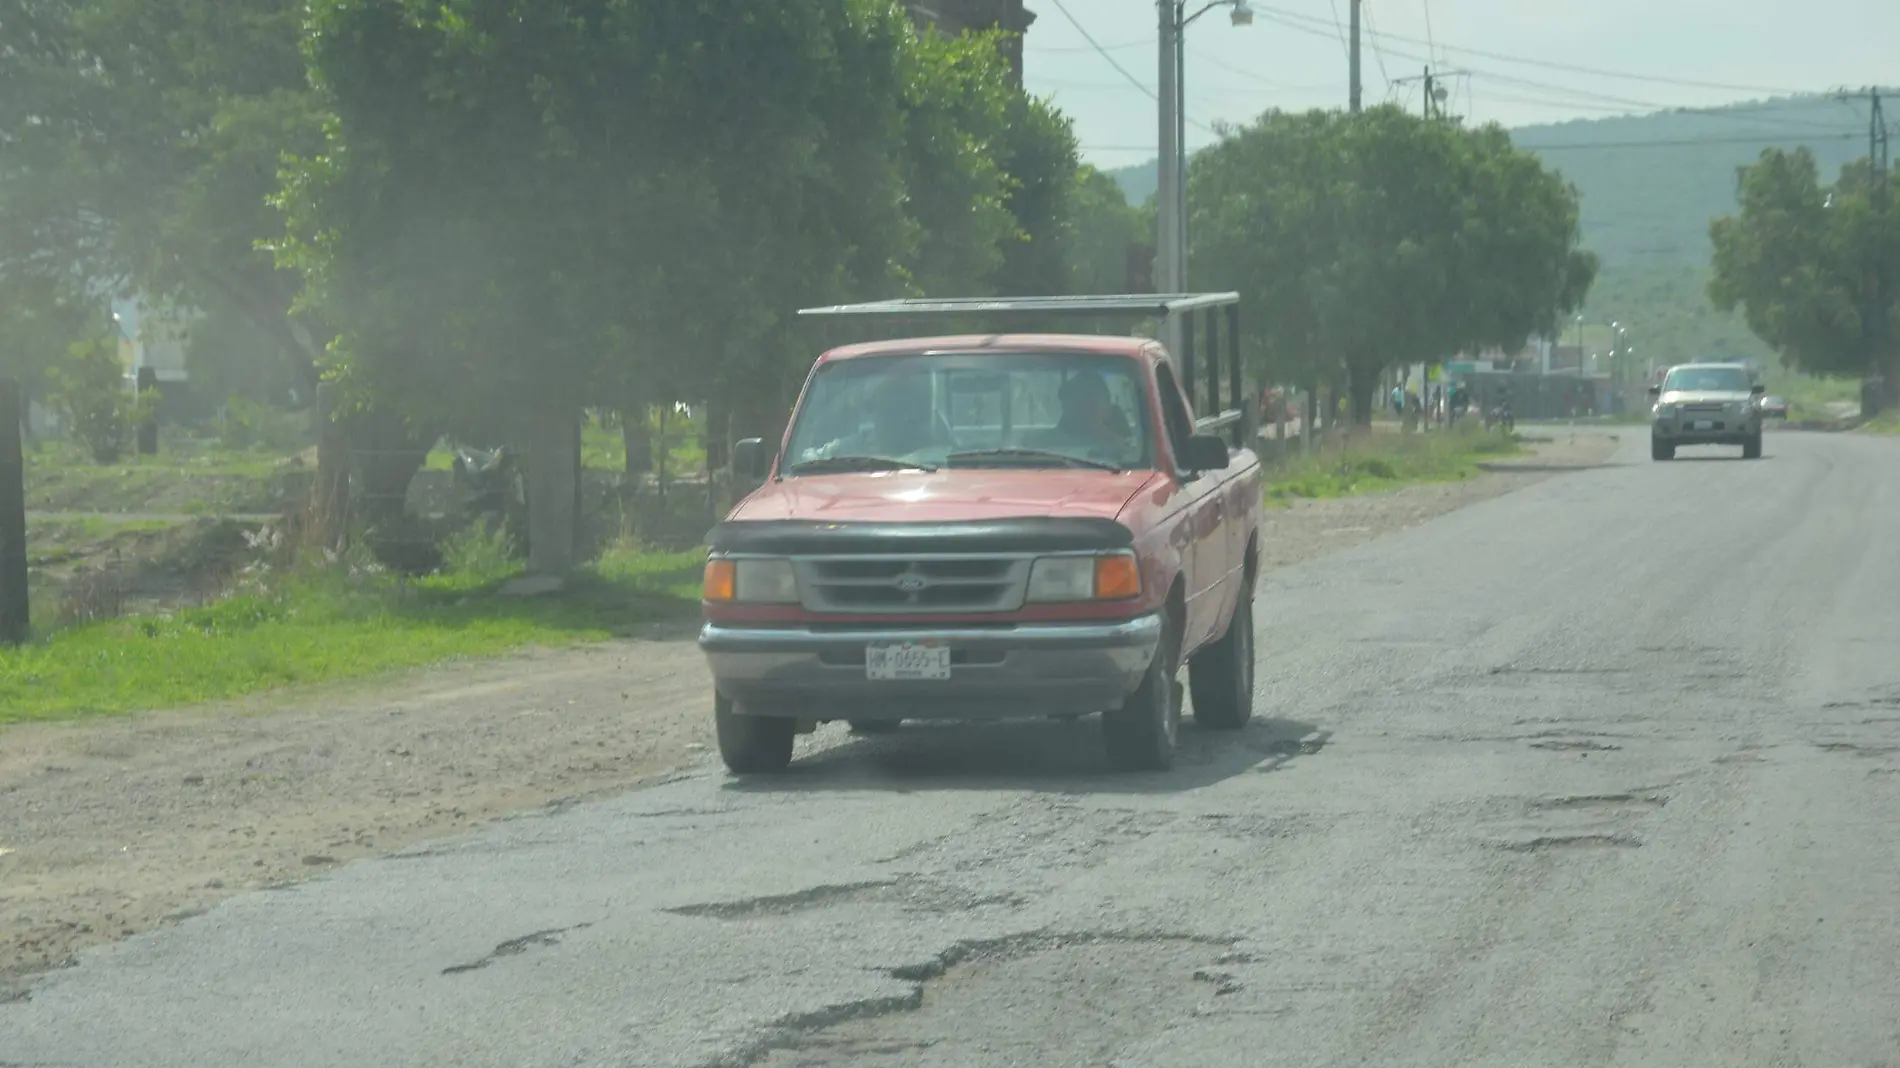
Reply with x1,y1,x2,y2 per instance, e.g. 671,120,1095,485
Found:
783,352,1155,473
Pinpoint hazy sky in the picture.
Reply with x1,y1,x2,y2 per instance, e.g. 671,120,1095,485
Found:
1023,0,1897,168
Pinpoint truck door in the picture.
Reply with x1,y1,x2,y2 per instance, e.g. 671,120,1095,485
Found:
1154,361,1227,651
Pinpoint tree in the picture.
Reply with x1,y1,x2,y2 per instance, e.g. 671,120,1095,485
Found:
1708,148,1899,406
0,0,328,387
1188,106,1594,424
1064,166,1148,296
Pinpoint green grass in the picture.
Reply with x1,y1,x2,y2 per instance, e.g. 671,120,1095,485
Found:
0,542,704,725
1263,427,1524,505
1860,412,1900,436
25,438,297,515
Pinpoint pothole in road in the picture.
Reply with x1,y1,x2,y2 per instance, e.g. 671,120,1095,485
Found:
1495,833,1643,853
725,932,1240,1068
665,878,1028,921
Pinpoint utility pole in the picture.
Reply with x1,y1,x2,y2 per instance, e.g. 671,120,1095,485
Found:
1394,67,1467,121
1348,0,1361,113
1157,1,1179,296
1,378,28,646
1838,86,1891,413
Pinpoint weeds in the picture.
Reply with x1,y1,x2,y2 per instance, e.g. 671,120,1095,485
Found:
1264,427,1522,504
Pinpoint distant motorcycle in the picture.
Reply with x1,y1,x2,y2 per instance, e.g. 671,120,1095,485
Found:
1483,400,1515,433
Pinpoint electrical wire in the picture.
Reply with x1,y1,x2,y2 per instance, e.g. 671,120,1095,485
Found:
1248,1,1806,96
1249,8,1857,133
1514,132,1861,151
1187,47,1339,92
1025,38,1149,54
1324,0,1351,60
1043,0,1218,134
1360,0,1394,90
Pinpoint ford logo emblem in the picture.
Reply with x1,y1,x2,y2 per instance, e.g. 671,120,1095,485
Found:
894,574,929,592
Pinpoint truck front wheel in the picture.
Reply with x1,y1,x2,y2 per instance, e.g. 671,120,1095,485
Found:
715,692,795,774
1103,612,1181,771
1190,586,1255,730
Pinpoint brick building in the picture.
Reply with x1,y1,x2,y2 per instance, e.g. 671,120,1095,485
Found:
906,0,1036,87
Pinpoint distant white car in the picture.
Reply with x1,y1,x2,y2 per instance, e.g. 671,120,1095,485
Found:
1758,395,1790,420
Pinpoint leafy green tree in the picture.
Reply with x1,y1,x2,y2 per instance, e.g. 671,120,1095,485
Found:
0,0,328,384
1188,106,1594,423
1064,166,1149,296
1708,148,1899,405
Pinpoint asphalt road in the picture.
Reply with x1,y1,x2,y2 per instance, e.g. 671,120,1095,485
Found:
9,427,1900,1068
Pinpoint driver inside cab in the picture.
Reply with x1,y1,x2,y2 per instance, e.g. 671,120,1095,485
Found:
1055,371,1132,453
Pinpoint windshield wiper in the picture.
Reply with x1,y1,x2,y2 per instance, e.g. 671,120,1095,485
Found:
947,447,1122,472
785,454,938,475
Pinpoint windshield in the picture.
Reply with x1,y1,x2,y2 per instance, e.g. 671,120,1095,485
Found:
784,352,1154,472
1663,366,1752,393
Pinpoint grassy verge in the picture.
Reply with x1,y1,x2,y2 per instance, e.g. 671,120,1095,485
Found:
25,438,302,515
0,541,703,725
1263,427,1524,505
1859,412,1900,436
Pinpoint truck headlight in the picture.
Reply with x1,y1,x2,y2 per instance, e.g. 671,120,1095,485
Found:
1026,552,1142,602
703,557,799,604
1654,403,1676,418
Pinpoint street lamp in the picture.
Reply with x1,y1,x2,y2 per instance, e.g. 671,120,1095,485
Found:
1156,0,1253,303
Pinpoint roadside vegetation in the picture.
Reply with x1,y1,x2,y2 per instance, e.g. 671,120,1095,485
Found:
1262,427,1524,505
0,533,702,725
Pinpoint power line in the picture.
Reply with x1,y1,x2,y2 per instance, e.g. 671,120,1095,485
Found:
1043,0,1217,134
1359,0,1394,89
1515,132,1862,151
1247,1,1805,96
1249,9,1854,133
1186,47,1340,92
1025,38,1149,54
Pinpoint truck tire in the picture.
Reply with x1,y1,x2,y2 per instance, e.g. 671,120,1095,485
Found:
1651,438,1674,461
715,692,795,774
1742,432,1762,460
848,719,902,734
1103,612,1181,771
1189,588,1255,730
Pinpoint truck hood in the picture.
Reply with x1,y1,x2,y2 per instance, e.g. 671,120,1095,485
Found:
730,469,1159,525
1659,390,1753,405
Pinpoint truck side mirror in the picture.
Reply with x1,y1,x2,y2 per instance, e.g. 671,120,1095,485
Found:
1646,385,1661,398
1179,434,1231,473
731,438,771,481
1750,383,1766,395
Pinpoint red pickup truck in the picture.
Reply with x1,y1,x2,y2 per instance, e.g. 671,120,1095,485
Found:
699,295,1262,774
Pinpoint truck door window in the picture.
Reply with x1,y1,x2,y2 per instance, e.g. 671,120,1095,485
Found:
1153,363,1196,459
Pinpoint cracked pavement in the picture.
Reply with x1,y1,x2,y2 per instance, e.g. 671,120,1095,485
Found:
7,427,1900,1066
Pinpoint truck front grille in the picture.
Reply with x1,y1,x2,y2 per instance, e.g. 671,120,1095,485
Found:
795,555,1031,614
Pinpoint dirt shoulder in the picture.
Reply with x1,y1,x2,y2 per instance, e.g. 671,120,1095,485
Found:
0,430,1618,1000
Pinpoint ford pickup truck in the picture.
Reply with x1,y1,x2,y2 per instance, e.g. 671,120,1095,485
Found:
698,294,1263,774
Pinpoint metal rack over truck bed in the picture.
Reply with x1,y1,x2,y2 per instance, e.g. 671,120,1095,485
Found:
794,293,1252,448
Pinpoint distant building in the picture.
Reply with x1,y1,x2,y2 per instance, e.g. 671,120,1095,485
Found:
111,294,198,418
906,0,1036,87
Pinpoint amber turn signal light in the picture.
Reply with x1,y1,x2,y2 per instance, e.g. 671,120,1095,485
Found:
703,559,736,602
1094,554,1142,600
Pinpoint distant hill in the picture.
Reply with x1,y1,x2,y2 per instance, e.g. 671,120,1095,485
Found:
1105,95,1870,267
1106,96,1875,369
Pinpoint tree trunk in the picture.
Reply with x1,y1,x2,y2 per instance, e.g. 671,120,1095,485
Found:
527,403,580,576
621,402,652,475
703,397,728,473
313,382,350,553
1302,382,1318,454
1346,361,1377,427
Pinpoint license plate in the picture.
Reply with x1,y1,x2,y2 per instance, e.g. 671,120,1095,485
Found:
1691,420,1714,430
866,641,951,681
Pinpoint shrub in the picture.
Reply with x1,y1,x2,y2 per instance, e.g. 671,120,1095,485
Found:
49,337,156,463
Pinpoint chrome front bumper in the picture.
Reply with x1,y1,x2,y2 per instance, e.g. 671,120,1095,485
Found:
1654,412,1757,443
700,615,1163,720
